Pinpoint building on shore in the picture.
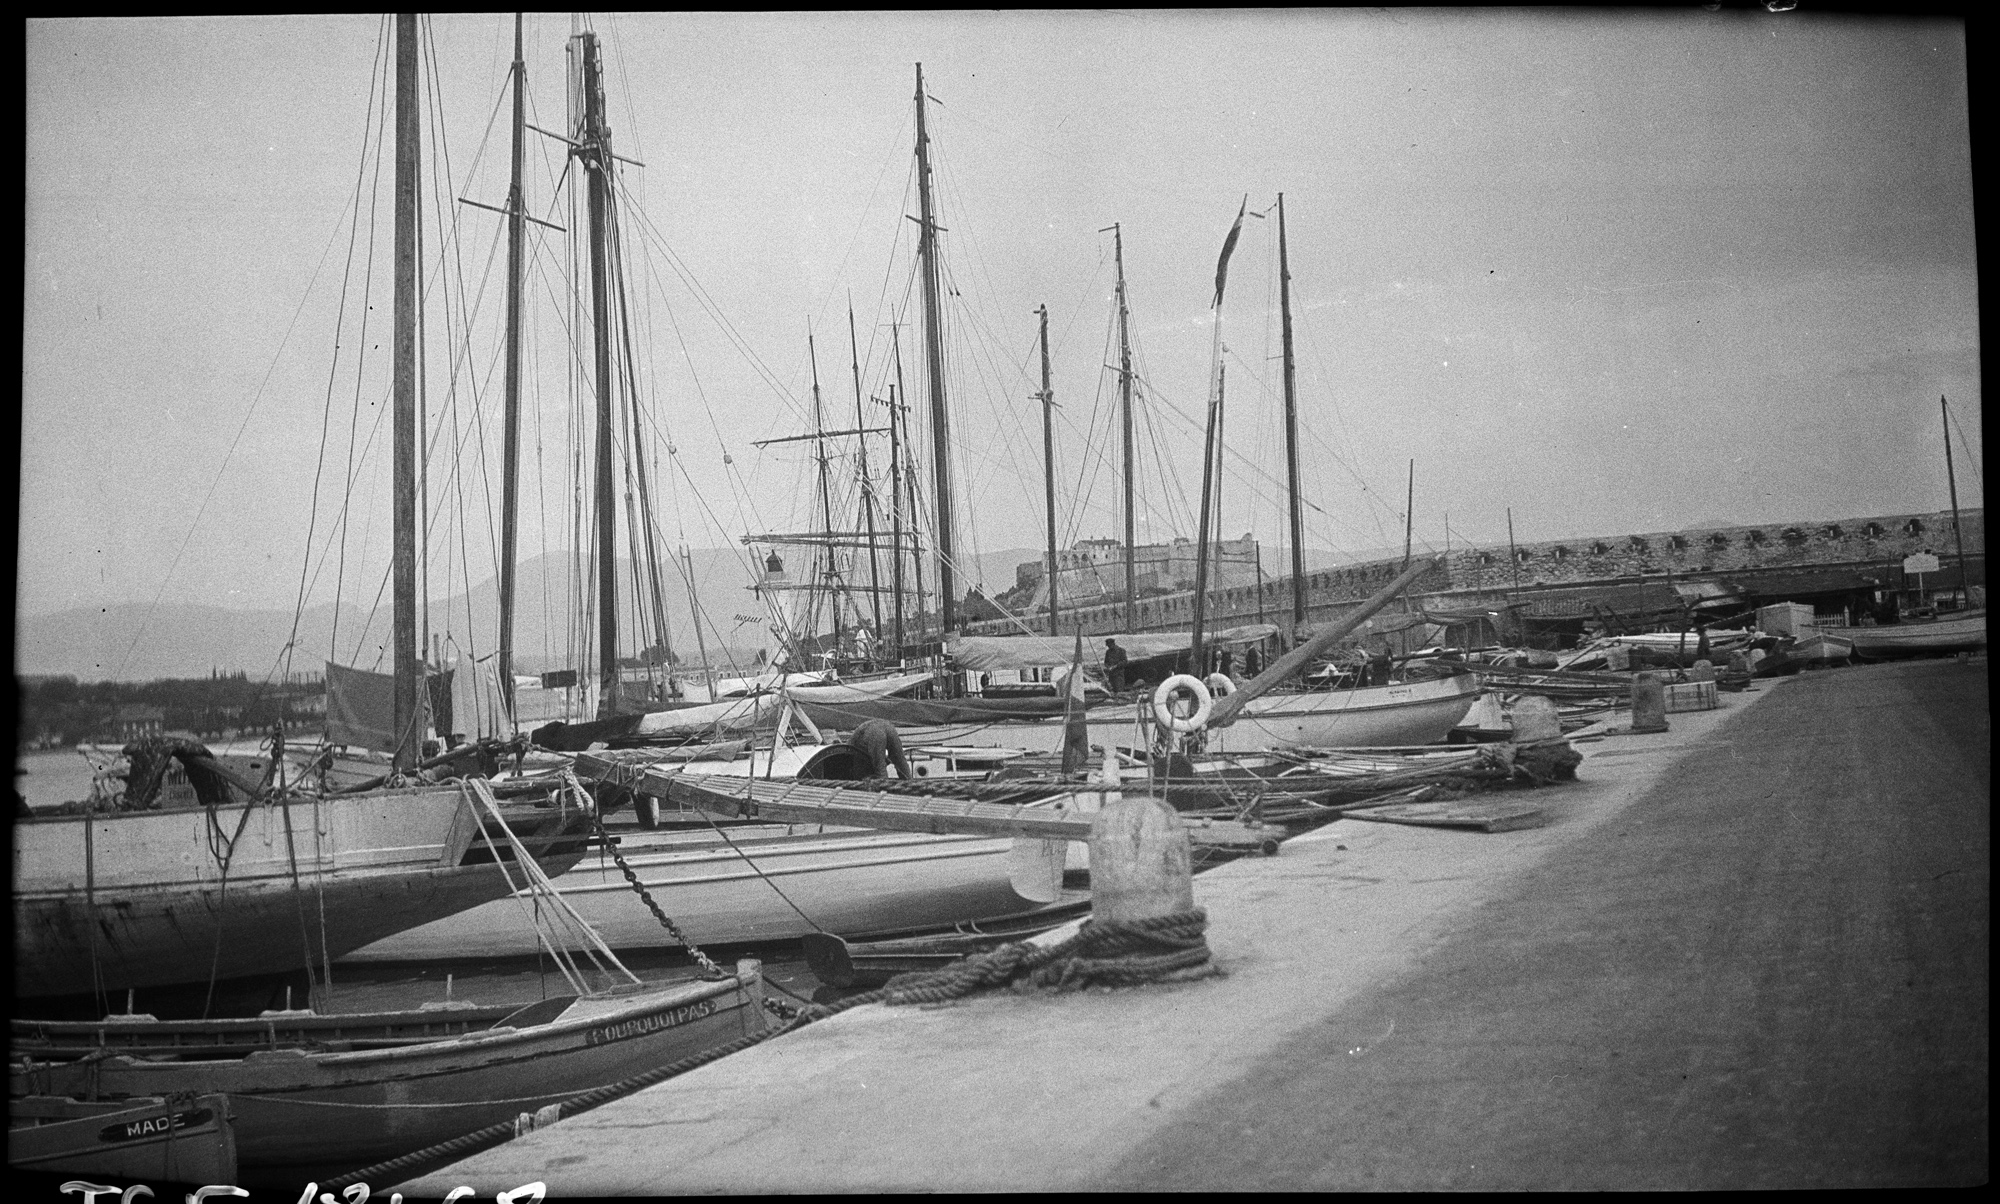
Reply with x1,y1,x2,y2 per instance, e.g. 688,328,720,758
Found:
966,508,1985,652
997,534,1262,614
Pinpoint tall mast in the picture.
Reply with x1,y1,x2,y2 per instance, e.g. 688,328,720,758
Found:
1191,199,1246,673
1191,360,1224,668
1037,304,1059,635
577,32,620,713
809,334,842,656
1943,395,1971,605
885,377,906,658
1403,460,1415,567
497,12,526,731
913,63,956,633
391,12,421,770
682,546,716,701
1277,194,1305,634
892,318,925,635
1104,222,1137,631
850,303,884,648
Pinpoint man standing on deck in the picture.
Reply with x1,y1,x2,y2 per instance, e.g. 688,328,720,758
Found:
847,718,913,780
1104,638,1130,692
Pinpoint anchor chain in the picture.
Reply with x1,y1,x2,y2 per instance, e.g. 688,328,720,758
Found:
584,802,725,979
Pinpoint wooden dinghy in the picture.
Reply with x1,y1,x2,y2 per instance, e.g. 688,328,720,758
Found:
11,967,767,1187
802,900,1092,989
9,1092,237,1185
1808,610,1986,658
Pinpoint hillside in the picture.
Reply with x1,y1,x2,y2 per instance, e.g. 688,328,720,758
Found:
16,545,1048,682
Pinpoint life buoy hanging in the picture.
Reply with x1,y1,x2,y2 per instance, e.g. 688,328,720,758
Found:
1152,674,1214,733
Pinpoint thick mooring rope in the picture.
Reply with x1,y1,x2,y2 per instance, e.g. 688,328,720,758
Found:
317,909,1219,1193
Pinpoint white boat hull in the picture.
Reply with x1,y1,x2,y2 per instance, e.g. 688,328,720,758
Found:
341,825,1043,959
1810,611,1986,657
890,674,1483,756
13,787,586,998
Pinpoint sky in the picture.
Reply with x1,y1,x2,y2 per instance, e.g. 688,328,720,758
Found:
20,10,1981,642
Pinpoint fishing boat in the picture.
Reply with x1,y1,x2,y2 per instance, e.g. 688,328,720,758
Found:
13,777,591,1001
9,1092,238,1184
12,964,768,1187
1804,610,1985,658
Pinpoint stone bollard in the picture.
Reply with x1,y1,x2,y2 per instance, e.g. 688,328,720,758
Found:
1629,672,1670,734
1511,695,1563,743
1689,660,1716,683
1089,794,1195,924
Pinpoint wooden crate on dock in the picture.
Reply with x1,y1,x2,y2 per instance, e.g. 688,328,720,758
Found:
1663,680,1719,712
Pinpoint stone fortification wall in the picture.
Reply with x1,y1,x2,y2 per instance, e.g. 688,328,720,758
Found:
1437,509,1982,596
964,508,1983,638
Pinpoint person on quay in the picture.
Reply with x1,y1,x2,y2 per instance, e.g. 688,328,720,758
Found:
1103,637,1130,692
847,717,913,780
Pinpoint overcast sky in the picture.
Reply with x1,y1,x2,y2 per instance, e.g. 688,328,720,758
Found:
21,10,1979,629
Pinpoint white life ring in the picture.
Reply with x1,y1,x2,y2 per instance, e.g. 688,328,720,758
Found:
1152,674,1214,733
1204,672,1235,697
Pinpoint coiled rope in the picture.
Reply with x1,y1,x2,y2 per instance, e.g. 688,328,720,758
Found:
318,909,1218,1193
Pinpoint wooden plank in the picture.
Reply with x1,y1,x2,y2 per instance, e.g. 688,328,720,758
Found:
652,772,1282,851
1340,798,1545,833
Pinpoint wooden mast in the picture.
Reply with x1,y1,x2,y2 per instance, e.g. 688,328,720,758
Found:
886,378,907,659
497,12,526,730
1037,303,1059,635
577,32,620,714
1104,222,1137,631
913,63,956,633
1190,360,1224,670
1943,395,1971,606
1276,194,1306,635
891,325,924,638
391,12,421,770
850,304,885,650
808,334,842,658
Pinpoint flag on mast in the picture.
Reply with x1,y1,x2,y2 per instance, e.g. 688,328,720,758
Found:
1059,628,1091,776
1211,194,1250,308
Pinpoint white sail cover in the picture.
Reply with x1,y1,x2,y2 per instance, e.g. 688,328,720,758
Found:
947,624,1279,672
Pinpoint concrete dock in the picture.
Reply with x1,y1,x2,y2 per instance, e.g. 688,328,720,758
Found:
400,657,1988,1194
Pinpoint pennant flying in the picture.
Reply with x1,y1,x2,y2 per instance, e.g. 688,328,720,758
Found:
1211,194,1249,309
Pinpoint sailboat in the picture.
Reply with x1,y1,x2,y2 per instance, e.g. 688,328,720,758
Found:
789,193,1480,753
335,58,1092,963
13,13,599,1010
12,19,773,1188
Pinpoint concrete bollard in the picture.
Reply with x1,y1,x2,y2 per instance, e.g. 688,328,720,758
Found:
1629,672,1670,733
1689,660,1716,683
1511,695,1563,743
1089,794,1196,924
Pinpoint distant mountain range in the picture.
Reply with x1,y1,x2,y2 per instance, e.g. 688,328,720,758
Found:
15,545,1050,683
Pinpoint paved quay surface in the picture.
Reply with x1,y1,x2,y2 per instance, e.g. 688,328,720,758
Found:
401,658,1987,1195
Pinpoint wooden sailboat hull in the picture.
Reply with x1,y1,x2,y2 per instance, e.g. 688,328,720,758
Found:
1809,610,1986,657
9,1093,238,1184
13,788,589,999
11,973,764,1186
882,673,1482,753
342,826,1041,959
